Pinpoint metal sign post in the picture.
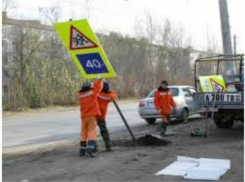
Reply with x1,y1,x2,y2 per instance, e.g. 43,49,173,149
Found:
204,102,210,137
112,100,136,143
204,100,217,137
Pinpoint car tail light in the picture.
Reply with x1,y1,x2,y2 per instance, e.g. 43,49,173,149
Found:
139,102,146,108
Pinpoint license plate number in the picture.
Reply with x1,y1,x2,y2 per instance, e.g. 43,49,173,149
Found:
204,93,242,102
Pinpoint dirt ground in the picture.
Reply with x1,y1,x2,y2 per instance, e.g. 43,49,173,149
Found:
3,119,244,182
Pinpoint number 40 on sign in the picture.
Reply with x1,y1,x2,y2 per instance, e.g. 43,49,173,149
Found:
76,52,109,74
86,59,101,68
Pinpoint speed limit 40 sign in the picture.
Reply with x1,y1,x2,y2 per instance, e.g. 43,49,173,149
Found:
54,19,116,79
76,53,109,74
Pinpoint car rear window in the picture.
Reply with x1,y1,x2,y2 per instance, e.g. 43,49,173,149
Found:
147,88,179,98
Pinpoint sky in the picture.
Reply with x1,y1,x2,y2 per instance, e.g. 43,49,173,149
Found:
3,0,245,53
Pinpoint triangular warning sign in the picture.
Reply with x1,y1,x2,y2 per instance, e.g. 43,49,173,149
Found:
210,79,224,92
70,25,98,50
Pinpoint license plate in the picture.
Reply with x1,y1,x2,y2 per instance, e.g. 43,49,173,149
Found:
204,93,242,102
199,108,219,112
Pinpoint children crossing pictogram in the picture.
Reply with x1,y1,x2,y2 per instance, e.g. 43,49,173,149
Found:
70,25,98,50
210,78,225,92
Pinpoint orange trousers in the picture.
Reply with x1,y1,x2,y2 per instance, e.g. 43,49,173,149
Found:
80,116,97,141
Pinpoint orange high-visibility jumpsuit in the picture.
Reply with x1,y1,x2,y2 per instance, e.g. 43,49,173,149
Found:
96,90,117,149
97,90,117,120
78,79,103,141
154,88,176,123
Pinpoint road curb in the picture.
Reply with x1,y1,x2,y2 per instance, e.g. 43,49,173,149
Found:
2,122,159,159
2,133,135,159
2,140,77,159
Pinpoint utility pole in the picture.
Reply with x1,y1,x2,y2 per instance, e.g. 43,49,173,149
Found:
233,34,237,55
219,0,235,74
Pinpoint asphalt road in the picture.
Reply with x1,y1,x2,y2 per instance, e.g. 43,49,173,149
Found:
3,101,145,148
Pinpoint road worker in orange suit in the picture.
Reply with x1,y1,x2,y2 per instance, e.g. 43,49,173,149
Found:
154,80,177,135
78,78,104,157
97,82,117,151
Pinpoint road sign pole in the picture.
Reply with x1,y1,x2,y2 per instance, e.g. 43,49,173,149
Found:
204,101,210,137
112,100,136,143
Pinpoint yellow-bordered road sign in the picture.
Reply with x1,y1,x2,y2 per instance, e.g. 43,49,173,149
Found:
54,19,116,79
199,75,227,92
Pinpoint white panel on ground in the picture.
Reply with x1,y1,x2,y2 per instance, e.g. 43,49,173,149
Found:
184,158,231,180
156,156,231,181
155,156,198,176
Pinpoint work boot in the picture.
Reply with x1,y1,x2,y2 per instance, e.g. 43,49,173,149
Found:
105,142,112,152
104,138,111,152
94,142,99,153
106,147,112,152
79,141,86,157
160,123,167,136
86,140,98,157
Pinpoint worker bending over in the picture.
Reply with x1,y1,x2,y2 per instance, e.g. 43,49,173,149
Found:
97,81,117,151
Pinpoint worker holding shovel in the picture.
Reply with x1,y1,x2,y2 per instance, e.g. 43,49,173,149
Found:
154,80,176,136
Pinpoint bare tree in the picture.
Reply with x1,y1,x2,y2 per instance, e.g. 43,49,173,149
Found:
2,0,16,12
39,6,61,24
195,27,221,79
157,19,193,85
134,12,160,90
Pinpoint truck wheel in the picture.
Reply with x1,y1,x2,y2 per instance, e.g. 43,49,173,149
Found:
145,118,156,125
179,108,189,123
214,118,234,129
